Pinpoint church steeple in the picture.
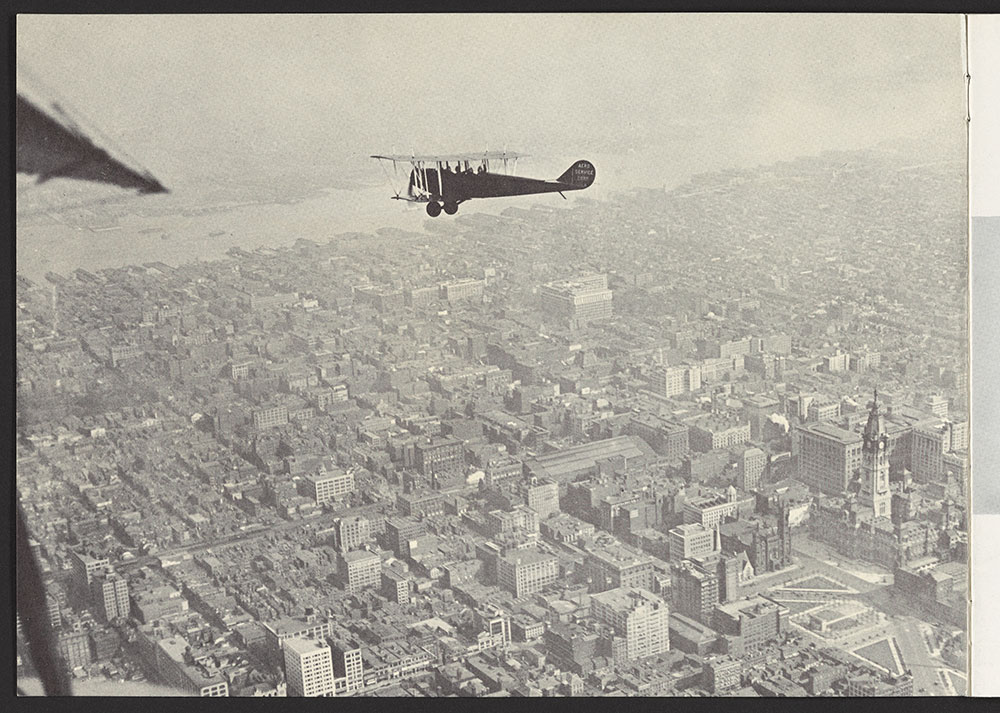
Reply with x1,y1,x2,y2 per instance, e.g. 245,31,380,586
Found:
860,387,891,518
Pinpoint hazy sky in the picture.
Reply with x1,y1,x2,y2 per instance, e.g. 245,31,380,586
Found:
17,14,966,188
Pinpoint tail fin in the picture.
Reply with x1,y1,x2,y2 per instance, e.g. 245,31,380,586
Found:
556,160,596,189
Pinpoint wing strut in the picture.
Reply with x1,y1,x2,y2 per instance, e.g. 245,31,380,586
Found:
376,157,401,198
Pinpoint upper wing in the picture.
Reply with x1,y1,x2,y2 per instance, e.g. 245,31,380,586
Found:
372,151,527,163
16,93,167,194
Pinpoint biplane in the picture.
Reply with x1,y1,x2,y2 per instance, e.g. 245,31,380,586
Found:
371,151,595,216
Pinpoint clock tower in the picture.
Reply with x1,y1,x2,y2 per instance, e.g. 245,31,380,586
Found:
860,388,891,518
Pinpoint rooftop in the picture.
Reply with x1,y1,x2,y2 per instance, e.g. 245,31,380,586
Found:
528,436,652,479
501,549,557,566
714,595,784,618
591,586,664,612
587,542,651,569
801,422,862,444
283,637,330,655
264,616,329,636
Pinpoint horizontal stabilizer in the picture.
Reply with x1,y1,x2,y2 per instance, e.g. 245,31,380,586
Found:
557,160,595,189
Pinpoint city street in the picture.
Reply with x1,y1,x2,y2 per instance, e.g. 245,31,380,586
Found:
890,616,964,695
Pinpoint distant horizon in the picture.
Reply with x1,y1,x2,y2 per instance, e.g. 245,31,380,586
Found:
15,144,966,286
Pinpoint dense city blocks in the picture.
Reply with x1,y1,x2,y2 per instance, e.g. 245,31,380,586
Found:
16,149,967,697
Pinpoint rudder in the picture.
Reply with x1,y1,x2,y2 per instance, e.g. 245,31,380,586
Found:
557,160,596,189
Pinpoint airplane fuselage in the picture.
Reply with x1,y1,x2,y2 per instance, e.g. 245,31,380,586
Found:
420,168,581,202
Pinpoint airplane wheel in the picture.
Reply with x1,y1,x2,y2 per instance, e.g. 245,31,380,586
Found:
426,202,442,217
443,202,458,215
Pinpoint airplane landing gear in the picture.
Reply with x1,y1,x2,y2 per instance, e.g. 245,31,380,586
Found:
443,202,458,215
426,201,442,217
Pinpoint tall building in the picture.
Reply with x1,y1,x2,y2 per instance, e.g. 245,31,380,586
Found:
497,549,559,598
737,447,766,492
807,398,840,423
90,569,130,622
405,284,440,308
473,604,512,651
337,550,381,594
263,616,334,665
683,488,754,529
649,364,702,398
57,629,92,669
627,414,689,460
850,350,881,373
671,557,720,625
303,468,355,506
544,623,600,676
46,593,62,630
823,351,849,373
484,506,540,538
687,414,750,452
912,419,967,483
381,566,411,605
669,523,719,565
845,673,914,696
718,338,753,360
942,450,970,492
760,333,792,355
283,637,335,697
859,390,891,519
333,515,370,552
539,273,614,329
385,517,425,558
230,361,252,380
440,278,485,303
717,552,750,602
590,587,670,661
108,343,144,367
698,356,745,384
585,543,654,593
70,551,109,601
329,632,365,693
521,476,560,518
253,405,289,429
742,394,782,441
793,422,863,495
396,489,446,518
702,656,742,694
711,595,789,649
415,436,465,483
922,394,949,418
